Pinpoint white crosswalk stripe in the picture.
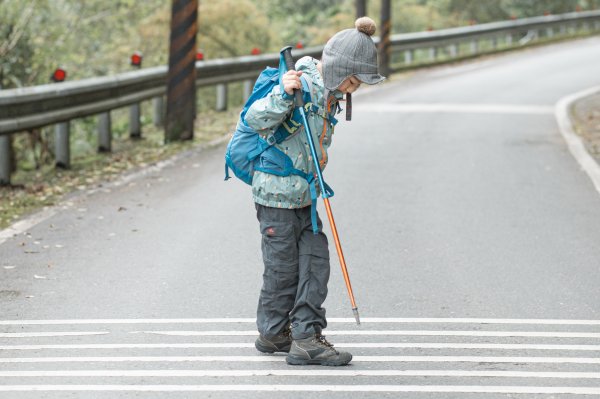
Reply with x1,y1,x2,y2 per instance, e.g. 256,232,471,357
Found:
1,317,599,396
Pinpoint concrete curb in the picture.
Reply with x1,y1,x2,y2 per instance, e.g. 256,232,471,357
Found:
555,85,600,195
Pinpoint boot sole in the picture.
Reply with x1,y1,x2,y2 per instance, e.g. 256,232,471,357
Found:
286,354,352,366
255,340,291,354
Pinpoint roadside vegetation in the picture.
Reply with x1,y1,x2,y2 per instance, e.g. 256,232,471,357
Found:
1,0,599,229
572,93,600,162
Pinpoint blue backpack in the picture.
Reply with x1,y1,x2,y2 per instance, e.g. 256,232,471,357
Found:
224,55,337,233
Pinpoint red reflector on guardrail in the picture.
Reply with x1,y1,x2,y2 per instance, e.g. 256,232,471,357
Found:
131,51,143,67
51,68,66,82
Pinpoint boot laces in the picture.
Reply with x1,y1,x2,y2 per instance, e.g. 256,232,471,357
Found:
315,334,335,350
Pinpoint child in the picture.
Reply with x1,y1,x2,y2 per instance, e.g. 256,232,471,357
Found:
244,17,385,366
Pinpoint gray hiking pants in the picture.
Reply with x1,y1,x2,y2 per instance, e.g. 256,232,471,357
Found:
255,203,330,340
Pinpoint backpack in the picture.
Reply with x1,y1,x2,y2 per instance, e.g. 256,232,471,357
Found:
224,55,337,233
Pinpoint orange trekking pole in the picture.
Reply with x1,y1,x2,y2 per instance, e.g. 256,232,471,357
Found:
281,46,360,325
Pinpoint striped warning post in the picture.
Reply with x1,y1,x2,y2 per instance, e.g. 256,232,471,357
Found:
378,0,391,77
165,0,198,142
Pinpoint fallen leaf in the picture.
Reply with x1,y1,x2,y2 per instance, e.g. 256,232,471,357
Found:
34,275,47,279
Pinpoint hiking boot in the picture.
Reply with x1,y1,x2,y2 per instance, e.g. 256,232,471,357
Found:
255,325,292,353
286,334,352,366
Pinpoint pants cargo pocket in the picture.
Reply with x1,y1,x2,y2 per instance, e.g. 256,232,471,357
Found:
260,221,298,291
299,244,330,303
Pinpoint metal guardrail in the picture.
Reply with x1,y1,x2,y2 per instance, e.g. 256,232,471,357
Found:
0,48,322,136
391,11,600,49
1,10,600,183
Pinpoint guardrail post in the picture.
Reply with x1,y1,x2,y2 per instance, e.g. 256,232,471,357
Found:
130,103,141,139
492,36,499,50
404,50,413,65
243,80,253,102
0,81,10,186
129,52,143,139
98,112,111,152
428,47,437,62
55,122,70,168
594,20,600,31
153,96,164,126
216,83,228,111
448,44,458,58
546,26,554,38
505,34,513,46
470,39,478,54
0,135,11,185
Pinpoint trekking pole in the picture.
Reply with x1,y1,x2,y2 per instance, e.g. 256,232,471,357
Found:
281,46,360,325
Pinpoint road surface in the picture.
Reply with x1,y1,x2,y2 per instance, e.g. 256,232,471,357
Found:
1,36,600,398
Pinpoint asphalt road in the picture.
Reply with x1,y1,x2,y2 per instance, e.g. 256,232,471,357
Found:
1,37,600,398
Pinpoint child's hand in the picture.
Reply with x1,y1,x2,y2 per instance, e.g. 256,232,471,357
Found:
282,70,303,96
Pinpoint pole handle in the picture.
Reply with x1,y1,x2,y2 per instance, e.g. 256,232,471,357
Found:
280,46,305,107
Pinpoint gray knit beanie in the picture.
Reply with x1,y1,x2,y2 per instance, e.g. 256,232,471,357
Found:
322,17,386,91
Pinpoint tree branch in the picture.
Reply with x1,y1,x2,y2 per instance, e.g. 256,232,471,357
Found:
0,2,35,58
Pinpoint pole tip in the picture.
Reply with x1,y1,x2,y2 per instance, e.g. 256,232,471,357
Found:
352,308,360,325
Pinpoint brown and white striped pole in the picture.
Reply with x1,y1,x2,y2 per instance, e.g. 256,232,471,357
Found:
165,0,198,142
379,0,391,77
356,0,367,18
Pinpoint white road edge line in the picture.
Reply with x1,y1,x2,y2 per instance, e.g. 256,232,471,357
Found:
2,355,600,364
555,85,600,195
0,208,57,246
2,342,599,351
0,370,599,379
2,317,600,325
0,385,598,394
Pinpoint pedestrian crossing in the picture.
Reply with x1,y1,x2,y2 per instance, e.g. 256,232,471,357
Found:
0,317,599,396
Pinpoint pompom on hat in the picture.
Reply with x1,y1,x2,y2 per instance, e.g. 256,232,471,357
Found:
322,16,386,91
